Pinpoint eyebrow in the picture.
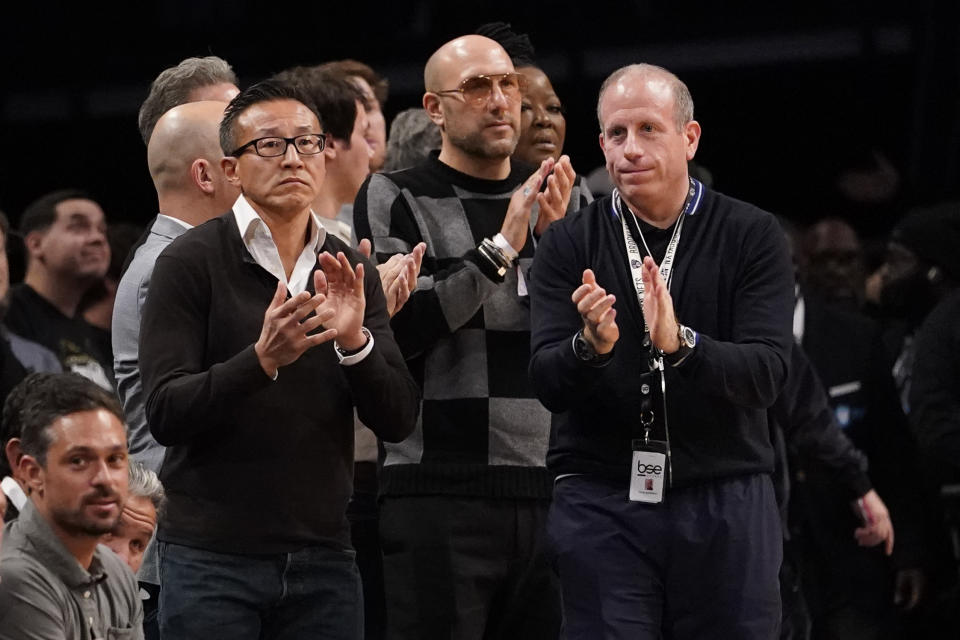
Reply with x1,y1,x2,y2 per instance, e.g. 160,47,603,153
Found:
62,444,126,456
255,124,317,136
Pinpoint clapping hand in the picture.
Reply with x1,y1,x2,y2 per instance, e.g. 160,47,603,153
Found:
316,251,367,350
534,155,576,236
358,239,426,317
572,269,619,354
640,257,681,354
254,282,337,378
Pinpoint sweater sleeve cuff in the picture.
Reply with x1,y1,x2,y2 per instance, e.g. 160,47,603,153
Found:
336,327,375,367
847,472,874,501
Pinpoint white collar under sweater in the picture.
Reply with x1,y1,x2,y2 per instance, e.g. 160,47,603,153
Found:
232,195,327,296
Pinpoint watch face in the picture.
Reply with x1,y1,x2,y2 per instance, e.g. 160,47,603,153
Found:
681,326,696,348
574,334,595,361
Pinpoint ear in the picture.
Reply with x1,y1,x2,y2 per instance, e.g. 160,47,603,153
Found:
18,453,44,497
684,120,701,161
23,229,45,259
221,156,242,189
192,159,216,195
4,438,22,478
423,93,445,127
598,132,607,154
325,138,339,161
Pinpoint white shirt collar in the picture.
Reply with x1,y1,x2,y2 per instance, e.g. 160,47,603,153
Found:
2,475,28,511
157,213,193,231
231,194,327,295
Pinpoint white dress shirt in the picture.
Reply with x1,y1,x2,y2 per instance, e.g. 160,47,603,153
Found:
231,195,373,366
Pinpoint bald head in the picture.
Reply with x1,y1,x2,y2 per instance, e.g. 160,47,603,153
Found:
424,35,514,92
148,101,227,195
597,63,693,132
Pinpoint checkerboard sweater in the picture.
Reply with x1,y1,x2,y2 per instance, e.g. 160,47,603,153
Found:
354,154,591,499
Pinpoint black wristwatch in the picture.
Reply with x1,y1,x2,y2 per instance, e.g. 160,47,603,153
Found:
572,330,613,366
663,324,697,366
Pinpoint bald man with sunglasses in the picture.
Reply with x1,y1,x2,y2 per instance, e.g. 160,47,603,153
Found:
354,35,590,639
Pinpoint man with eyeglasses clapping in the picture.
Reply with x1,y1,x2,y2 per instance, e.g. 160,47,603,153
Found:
137,79,420,640
354,35,589,639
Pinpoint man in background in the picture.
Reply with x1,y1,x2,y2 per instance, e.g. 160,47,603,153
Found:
6,191,113,389
138,55,239,145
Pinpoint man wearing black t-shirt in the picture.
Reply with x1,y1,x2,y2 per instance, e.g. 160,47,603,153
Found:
529,63,794,639
6,190,113,389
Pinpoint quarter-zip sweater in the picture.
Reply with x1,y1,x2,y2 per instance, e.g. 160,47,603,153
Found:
139,213,420,554
528,188,794,487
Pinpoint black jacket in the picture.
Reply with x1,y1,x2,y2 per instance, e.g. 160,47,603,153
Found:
528,188,794,487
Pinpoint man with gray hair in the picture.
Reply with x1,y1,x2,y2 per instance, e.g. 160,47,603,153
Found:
528,63,794,638
102,461,164,575
113,100,239,637
137,55,239,144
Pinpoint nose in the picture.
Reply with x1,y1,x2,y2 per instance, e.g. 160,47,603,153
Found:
91,459,114,486
91,458,125,493
280,140,305,167
532,105,552,128
116,544,131,563
623,130,644,158
489,82,510,111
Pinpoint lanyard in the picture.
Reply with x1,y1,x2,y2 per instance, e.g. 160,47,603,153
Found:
611,177,699,328
611,178,699,483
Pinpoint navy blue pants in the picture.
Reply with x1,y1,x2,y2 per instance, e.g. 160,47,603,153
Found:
547,474,782,640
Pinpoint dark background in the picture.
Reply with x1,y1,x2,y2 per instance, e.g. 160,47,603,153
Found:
1,0,958,242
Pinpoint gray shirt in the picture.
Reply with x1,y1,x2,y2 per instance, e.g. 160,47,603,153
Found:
112,214,191,476
112,214,189,587
0,501,144,640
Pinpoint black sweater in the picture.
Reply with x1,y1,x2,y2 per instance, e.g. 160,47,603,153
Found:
528,189,794,487
139,213,420,553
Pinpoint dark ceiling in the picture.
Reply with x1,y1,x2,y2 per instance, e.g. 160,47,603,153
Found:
1,0,957,241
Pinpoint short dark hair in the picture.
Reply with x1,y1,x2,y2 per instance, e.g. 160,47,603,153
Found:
474,22,537,68
0,372,30,478
317,60,389,106
273,66,367,145
13,373,124,467
219,79,320,156
19,189,92,236
138,55,238,145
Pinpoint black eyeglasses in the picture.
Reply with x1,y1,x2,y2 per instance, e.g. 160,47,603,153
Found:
230,134,326,158
433,73,528,106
